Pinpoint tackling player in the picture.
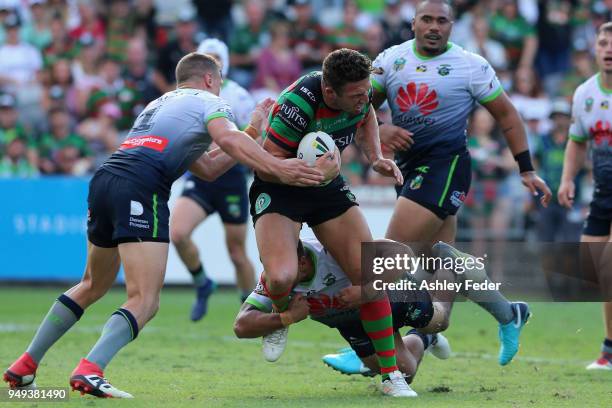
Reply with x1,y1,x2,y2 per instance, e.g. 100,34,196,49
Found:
171,39,258,321
370,0,549,365
558,21,612,371
233,238,511,395
3,53,324,398
250,48,410,396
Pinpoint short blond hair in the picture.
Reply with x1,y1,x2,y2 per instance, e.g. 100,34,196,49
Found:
175,52,220,85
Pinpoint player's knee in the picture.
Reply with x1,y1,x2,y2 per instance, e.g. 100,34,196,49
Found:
233,320,248,338
170,226,190,247
266,273,294,293
227,243,247,266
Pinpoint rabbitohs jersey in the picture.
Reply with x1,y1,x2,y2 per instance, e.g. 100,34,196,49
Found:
264,71,371,154
568,73,612,191
245,238,358,328
371,40,503,171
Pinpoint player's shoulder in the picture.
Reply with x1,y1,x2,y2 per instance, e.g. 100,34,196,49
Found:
171,88,225,104
573,74,599,99
451,43,491,69
281,72,323,110
374,41,412,66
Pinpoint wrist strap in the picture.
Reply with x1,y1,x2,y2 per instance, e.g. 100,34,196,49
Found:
514,150,534,173
244,124,259,140
279,312,293,327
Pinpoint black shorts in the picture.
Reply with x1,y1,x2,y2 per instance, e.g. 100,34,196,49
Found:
249,175,358,227
87,168,170,248
181,166,248,224
583,188,612,236
336,294,433,358
396,150,472,220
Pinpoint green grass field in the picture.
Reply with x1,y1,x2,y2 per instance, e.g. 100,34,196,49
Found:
1,287,610,407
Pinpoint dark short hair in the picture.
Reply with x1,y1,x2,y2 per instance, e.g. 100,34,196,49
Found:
598,21,612,35
415,0,453,19
322,48,372,94
175,52,220,85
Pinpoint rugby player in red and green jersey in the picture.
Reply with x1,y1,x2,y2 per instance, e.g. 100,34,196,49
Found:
249,48,412,396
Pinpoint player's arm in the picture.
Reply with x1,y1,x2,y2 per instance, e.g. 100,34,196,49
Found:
354,106,403,184
482,93,552,206
558,139,588,208
189,98,274,181
234,294,310,338
207,117,323,186
559,88,589,209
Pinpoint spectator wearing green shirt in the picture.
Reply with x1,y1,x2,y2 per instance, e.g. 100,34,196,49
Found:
0,94,37,169
38,108,92,175
229,0,269,88
489,0,538,69
104,0,136,63
86,57,143,132
0,138,39,178
326,0,365,51
21,0,53,50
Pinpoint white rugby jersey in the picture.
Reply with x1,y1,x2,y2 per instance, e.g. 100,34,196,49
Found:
221,79,255,130
245,238,357,327
568,73,612,188
372,40,502,165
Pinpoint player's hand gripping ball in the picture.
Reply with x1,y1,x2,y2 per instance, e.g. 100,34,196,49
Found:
297,131,340,186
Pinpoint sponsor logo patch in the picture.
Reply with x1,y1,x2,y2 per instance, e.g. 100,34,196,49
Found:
130,200,144,216
120,135,169,152
396,82,439,116
450,191,466,207
255,193,271,215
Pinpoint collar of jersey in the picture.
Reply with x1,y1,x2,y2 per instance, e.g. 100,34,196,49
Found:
411,40,453,61
597,73,612,95
297,247,318,288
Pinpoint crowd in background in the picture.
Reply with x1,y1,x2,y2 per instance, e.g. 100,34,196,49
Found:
0,0,609,242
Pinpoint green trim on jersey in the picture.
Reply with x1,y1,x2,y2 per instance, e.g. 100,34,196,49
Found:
479,85,504,104
297,247,318,288
286,92,315,118
245,297,270,312
152,193,159,238
569,133,588,143
438,154,459,207
412,41,453,61
205,112,231,124
596,73,612,95
371,78,384,93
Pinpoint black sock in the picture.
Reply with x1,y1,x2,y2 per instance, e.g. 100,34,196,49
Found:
406,328,433,349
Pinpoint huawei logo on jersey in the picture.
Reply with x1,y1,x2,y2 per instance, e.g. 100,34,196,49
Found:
396,82,439,116
119,135,169,152
591,120,612,147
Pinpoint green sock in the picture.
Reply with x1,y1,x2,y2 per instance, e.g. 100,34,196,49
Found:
189,264,207,287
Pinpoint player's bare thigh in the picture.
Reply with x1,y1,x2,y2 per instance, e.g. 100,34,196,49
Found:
417,301,451,334
169,196,208,243
254,213,301,287
311,206,372,285
386,197,445,245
